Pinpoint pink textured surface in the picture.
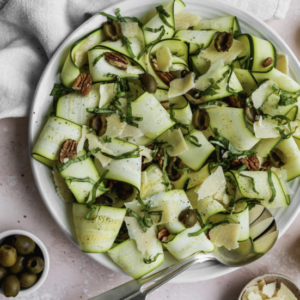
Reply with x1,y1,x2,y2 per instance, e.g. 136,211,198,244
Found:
1,1,300,299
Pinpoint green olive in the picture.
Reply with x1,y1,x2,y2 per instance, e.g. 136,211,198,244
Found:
214,32,233,52
2,275,20,297
0,245,17,268
139,73,157,94
192,109,210,130
178,209,198,228
95,194,113,205
166,157,184,182
9,256,26,274
0,266,7,281
20,272,38,288
26,256,44,274
245,106,261,123
12,235,35,256
89,114,107,136
268,148,287,168
103,20,122,41
185,88,206,105
115,182,134,200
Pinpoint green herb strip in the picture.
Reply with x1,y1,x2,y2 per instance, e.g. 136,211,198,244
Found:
188,220,229,237
239,173,259,194
169,104,189,131
100,147,141,160
173,164,189,172
121,35,135,59
127,208,147,232
93,53,104,67
267,169,276,203
58,148,100,172
156,5,174,29
65,176,110,192
187,135,202,147
143,253,162,264
99,136,112,143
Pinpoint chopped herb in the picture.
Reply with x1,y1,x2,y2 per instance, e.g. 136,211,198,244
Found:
143,253,162,264
270,83,298,106
65,176,110,192
100,147,141,160
185,131,202,147
237,164,248,173
161,145,174,190
127,208,148,232
50,83,73,109
267,168,276,203
173,164,190,172
156,5,174,29
169,104,189,131
93,53,104,67
99,136,112,143
239,173,259,194
228,143,257,157
123,16,143,27
85,205,99,220
245,97,252,108
99,12,119,21
121,35,135,59
188,220,229,237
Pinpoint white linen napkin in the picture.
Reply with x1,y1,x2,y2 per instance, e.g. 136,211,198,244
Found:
0,0,291,119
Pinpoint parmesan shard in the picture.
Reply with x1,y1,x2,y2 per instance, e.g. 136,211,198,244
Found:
209,223,239,250
262,282,276,298
99,83,117,108
242,286,260,300
121,124,144,139
125,217,159,256
77,125,90,153
120,22,140,38
277,283,297,300
276,53,289,75
126,65,144,75
251,80,276,109
194,166,226,200
53,167,74,203
194,59,224,91
139,146,153,163
175,12,200,31
168,72,195,98
158,128,188,156
103,114,126,138
247,293,262,300
156,46,173,72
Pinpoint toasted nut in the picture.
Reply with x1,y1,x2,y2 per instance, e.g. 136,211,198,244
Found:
59,139,77,163
151,58,174,85
259,161,272,171
72,73,92,96
158,156,165,169
106,180,114,193
104,52,128,70
240,156,260,171
157,228,170,242
262,57,274,68
160,100,171,109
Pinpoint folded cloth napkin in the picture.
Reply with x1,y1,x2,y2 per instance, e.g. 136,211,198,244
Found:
0,0,291,119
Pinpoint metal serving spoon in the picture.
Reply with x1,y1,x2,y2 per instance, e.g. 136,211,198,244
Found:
89,205,278,300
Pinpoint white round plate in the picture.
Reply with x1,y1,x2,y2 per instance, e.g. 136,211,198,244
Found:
29,0,300,283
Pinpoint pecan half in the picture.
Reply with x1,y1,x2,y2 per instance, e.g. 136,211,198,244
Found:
104,52,128,70
240,156,260,171
226,95,241,107
157,228,170,242
160,100,171,109
72,73,92,96
262,57,274,68
259,161,272,171
59,139,77,163
230,159,241,168
151,58,174,86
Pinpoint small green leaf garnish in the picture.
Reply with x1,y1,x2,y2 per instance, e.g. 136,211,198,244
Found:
100,147,141,160
93,53,104,67
99,136,112,143
143,253,162,264
65,176,110,192
156,5,174,29
127,208,148,232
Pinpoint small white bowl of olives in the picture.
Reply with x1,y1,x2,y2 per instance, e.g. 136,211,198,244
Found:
0,230,50,298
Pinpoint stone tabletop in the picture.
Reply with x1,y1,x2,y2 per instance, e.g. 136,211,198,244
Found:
1,1,300,299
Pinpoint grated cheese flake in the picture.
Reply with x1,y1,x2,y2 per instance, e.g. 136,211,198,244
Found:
99,83,117,108
277,283,297,300
175,12,200,31
120,22,140,38
103,114,126,138
209,223,239,250
251,80,276,109
168,72,195,98
262,282,276,298
156,46,173,72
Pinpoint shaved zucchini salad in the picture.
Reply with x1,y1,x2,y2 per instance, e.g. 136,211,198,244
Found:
32,0,300,279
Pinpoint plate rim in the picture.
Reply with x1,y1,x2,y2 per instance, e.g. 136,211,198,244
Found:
28,0,300,284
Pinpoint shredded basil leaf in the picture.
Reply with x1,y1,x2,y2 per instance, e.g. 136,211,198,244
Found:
127,208,148,232
188,220,229,237
173,164,189,172
239,173,259,194
169,104,189,131
156,5,174,29
143,253,162,264
161,145,174,190
99,12,119,21
100,147,141,160
123,16,143,27
121,35,135,59
65,176,110,192
93,53,104,67
267,169,276,203
99,136,112,143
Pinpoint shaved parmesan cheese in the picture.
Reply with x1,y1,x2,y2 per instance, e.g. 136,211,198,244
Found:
276,53,289,75
139,146,153,163
120,22,140,38
248,292,262,300
53,167,74,203
258,279,266,290
125,217,159,256
200,39,245,65
121,124,144,139
195,59,224,91
156,46,173,72
99,83,117,108
277,283,297,300
251,80,276,109
158,128,188,156
209,223,239,250
127,65,144,75
253,117,298,139
77,125,90,153
194,166,226,200
168,72,195,98
103,114,126,138
74,34,98,68
175,13,200,31
262,283,276,298
242,286,260,300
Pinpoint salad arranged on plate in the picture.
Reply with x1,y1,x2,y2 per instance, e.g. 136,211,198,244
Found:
32,0,300,280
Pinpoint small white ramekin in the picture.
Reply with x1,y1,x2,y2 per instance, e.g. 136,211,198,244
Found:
238,273,300,300
0,229,50,297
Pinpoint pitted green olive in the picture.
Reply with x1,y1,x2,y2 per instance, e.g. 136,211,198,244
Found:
12,235,36,256
0,266,7,281
115,182,134,200
26,256,44,274
192,109,210,130
166,157,184,182
139,73,157,94
170,70,190,79
103,20,122,41
9,255,26,274
0,245,17,267
214,32,233,52
2,275,20,297
178,208,198,228
245,106,261,123
89,114,107,136
185,88,206,105
20,272,38,288
95,194,113,205
268,148,287,168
